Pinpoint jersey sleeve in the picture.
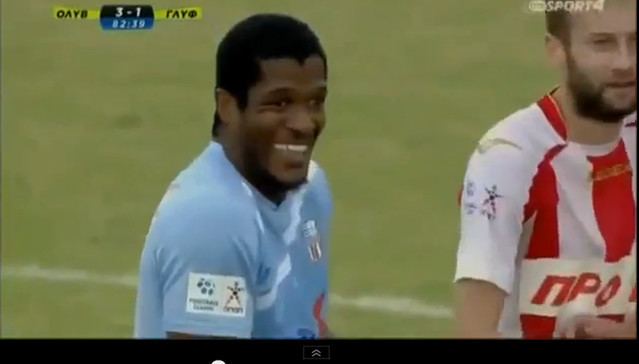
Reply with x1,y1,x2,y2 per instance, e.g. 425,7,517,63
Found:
454,145,532,294
134,240,164,338
141,190,259,338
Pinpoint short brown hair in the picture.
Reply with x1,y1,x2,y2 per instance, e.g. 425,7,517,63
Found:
545,0,571,42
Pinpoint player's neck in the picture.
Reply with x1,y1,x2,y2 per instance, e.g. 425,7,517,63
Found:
554,87,623,145
246,176,287,206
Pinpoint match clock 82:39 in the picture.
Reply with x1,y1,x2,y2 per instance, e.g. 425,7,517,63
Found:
100,5,154,30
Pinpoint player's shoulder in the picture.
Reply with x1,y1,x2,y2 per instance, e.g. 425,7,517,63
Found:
144,184,260,283
621,112,637,158
468,97,565,177
146,184,260,268
623,112,637,125
170,142,256,210
622,112,637,133
304,160,333,214
147,147,259,248
306,160,330,193
477,99,562,156
158,184,254,226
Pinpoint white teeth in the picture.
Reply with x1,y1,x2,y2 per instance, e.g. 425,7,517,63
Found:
274,144,308,153
288,145,308,152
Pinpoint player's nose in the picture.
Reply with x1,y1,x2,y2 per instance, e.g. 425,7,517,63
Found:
612,40,636,72
286,107,317,138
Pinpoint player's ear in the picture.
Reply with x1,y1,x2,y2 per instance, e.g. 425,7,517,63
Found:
545,33,566,70
216,88,240,128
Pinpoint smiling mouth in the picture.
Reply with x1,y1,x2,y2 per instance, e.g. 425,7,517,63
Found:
273,144,310,153
608,81,636,88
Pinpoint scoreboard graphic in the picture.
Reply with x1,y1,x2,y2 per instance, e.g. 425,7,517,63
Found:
54,5,202,30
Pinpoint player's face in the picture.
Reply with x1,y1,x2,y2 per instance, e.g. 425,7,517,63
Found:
564,1,637,122
240,56,327,191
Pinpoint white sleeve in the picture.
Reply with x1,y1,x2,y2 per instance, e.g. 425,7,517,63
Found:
454,146,533,294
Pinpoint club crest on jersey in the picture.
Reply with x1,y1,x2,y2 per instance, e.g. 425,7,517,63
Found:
303,220,322,262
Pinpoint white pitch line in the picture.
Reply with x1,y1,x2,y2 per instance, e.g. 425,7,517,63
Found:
330,295,452,319
2,264,452,319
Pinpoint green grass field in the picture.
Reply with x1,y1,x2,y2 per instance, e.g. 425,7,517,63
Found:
1,0,554,338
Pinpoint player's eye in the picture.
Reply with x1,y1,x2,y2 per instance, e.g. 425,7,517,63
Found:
266,99,291,109
590,37,614,49
308,97,326,109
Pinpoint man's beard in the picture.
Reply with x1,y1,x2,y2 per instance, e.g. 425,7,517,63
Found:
566,54,636,123
242,146,306,203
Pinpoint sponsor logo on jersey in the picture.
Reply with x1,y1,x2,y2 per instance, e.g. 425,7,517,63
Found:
480,185,502,220
223,281,247,315
186,273,247,317
590,163,631,182
519,256,636,317
463,181,502,221
462,180,478,215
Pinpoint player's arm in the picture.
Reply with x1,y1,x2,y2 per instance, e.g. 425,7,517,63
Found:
455,279,507,338
144,192,258,339
453,142,530,338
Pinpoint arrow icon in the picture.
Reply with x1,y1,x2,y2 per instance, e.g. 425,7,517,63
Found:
304,345,330,360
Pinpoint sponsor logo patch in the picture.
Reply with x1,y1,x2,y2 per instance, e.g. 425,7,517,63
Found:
186,273,248,317
463,181,502,221
519,256,636,317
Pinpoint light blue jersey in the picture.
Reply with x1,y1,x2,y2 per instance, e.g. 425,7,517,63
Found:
134,142,332,338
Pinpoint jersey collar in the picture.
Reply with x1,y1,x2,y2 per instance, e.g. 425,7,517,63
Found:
537,87,568,141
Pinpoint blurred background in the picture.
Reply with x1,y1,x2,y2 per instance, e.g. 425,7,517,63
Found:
1,0,555,337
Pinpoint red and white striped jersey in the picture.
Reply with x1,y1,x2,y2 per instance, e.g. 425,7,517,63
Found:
455,91,637,338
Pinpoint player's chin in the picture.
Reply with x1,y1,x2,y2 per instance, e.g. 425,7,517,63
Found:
269,163,309,190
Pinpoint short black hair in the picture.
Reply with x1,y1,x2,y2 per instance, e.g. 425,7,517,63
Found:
211,14,327,138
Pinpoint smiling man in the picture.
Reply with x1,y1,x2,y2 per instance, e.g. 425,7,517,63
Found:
454,0,636,339
134,14,333,339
